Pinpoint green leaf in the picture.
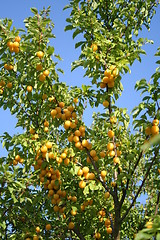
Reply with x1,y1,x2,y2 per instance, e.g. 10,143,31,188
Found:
47,46,54,55
83,185,89,195
75,41,85,49
64,25,74,31
135,232,152,240
63,5,70,10
157,233,160,240
30,7,38,14
57,68,64,74
73,28,81,39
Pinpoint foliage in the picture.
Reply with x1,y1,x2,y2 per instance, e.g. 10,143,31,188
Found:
0,1,160,240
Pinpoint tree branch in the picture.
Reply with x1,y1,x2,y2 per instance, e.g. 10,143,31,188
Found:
155,191,160,215
121,148,159,222
73,225,85,240
120,151,143,207
86,149,115,198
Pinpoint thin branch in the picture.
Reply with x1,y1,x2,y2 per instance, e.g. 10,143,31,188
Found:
121,148,159,222
120,151,143,206
73,225,85,240
155,191,160,215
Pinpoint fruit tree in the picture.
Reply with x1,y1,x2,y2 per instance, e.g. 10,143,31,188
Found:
0,1,160,240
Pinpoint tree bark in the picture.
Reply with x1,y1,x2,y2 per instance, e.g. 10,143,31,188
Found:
114,231,120,240
113,205,121,240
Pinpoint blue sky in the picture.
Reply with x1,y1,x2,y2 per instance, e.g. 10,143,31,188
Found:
0,1,160,157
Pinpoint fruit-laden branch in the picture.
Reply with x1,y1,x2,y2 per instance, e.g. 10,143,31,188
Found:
86,149,115,198
119,151,143,207
120,148,159,222
155,191,160,215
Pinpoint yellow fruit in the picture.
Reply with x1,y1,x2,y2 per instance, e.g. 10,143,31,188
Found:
68,222,75,229
105,218,111,226
82,139,89,148
64,120,71,129
108,130,114,138
88,172,95,180
79,180,86,189
42,94,47,100
43,70,50,77
107,143,114,151
13,41,19,48
73,98,78,104
36,64,43,71
71,209,77,216
13,160,18,165
108,81,114,88
15,36,21,42
109,151,115,158
15,155,21,161
77,168,83,176
104,192,110,199
117,150,122,156
100,82,106,88
64,158,70,165
72,196,77,202
104,69,111,77
145,126,151,135
91,43,98,52
29,128,35,134
94,232,101,239
73,136,79,143
7,41,13,47
61,152,67,159
75,141,82,148
145,221,153,229
58,101,65,108
110,116,117,124
100,151,106,158
39,74,46,82
35,226,40,233
103,100,109,107
0,80,5,86
87,143,92,150
36,51,44,58
14,47,19,53
90,150,97,157
83,166,89,174
151,125,159,135
106,226,112,234
152,119,159,126
27,86,32,92
46,141,52,149
33,235,39,240
53,205,59,212
44,127,48,132
79,126,85,132
74,130,81,136
7,82,13,89
41,145,48,153
102,76,110,83
113,157,120,164
101,170,107,178
46,223,51,231
51,109,57,117
44,120,49,127
111,182,116,187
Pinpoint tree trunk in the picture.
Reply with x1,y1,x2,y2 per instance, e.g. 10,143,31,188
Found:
113,207,121,240
114,231,120,240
